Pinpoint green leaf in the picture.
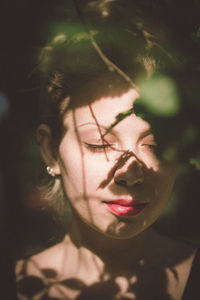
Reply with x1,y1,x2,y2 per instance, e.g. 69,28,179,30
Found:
139,74,180,117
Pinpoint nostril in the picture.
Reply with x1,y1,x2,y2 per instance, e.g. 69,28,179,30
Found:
113,153,144,187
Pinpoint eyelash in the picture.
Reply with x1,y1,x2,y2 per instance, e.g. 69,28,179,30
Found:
143,143,157,147
84,142,157,153
84,142,112,152
142,143,157,151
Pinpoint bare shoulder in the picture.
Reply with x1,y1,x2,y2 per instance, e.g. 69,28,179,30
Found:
15,241,67,299
16,240,65,278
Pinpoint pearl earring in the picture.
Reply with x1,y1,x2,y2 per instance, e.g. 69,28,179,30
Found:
46,166,56,177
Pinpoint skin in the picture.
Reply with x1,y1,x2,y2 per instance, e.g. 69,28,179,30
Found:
50,88,178,239
16,88,196,300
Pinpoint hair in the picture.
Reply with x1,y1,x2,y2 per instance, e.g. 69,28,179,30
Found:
37,0,178,214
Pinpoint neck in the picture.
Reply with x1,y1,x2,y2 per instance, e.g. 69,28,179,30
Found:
67,211,154,273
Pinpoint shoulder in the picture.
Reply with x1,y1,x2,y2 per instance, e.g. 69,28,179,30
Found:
15,241,66,300
16,241,65,275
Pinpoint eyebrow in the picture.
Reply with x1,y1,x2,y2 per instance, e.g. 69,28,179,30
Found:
77,122,118,139
139,129,155,141
78,122,107,130
78,122,153,137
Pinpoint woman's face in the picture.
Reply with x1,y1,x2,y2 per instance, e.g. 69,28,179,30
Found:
56,88,177,239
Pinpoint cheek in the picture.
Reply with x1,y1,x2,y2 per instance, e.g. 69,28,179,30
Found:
58,139,84,197
143,152,160,171
153,163,178,202
82,153,113,192
58,140,110,198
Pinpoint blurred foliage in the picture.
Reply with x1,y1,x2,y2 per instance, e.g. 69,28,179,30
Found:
75,0,200,169
134,72,200,166
138,74,180,117
52,0,199,170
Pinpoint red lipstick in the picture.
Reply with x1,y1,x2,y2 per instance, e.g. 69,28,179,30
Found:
105,199,147,217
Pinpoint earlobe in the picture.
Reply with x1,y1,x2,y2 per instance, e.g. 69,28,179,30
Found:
36,124,61,175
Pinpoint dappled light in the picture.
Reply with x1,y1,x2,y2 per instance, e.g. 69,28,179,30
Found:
15,79,193,299
1,0,200,299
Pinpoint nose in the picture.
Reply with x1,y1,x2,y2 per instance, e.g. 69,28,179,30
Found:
114,153,144,187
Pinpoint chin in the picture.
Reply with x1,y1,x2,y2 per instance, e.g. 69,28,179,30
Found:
91,220,149,240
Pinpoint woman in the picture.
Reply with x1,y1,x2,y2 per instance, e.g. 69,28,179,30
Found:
15,1,199,299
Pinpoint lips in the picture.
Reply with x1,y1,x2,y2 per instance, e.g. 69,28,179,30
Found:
104,199,147,217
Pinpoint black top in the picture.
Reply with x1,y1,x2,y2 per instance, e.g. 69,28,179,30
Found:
181,249,200,300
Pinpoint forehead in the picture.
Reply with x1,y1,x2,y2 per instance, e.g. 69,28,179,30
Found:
89,89,138,120
64,89,151,133
65,89,136,125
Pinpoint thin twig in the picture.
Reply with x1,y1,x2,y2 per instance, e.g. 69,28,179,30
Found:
102,107,134,138
89,34,139,93
72,0,139,93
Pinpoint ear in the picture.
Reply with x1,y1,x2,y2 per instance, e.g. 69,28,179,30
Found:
36,124,61,175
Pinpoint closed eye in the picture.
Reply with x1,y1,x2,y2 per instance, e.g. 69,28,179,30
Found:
142,143,157,153
84,142,112,152
143,143,157,148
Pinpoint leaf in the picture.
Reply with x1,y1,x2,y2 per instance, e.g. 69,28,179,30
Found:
102,108,133,137
190,156,200,170
17,276,46,297
139,74,180,117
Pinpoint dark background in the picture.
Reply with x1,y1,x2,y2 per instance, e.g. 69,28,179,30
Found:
0,2,69,297
0,0,51,255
